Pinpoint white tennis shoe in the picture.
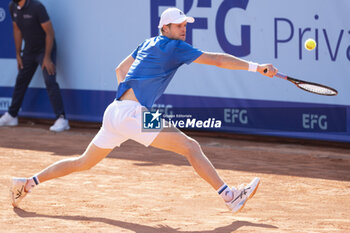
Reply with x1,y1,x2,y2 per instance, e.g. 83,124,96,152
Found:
50,116,70,132
225,177,260,213
10,178,29,208
0,112,18,127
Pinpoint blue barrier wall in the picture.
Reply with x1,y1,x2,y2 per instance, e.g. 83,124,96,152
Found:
0,0,349,142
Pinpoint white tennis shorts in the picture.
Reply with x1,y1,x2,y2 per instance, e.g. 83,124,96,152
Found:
92,100,160,149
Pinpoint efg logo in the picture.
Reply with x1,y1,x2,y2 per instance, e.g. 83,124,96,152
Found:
302,113,327,130
224,108,248,124
0,8,6,22
150,0,251,57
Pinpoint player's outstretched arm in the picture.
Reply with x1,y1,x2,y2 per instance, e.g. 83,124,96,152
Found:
115,55,135,84
193,52,277,78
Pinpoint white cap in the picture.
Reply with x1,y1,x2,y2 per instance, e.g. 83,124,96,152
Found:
158,8,195,28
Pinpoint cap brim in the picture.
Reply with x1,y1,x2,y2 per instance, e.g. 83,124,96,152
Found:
158,16,195,28
172,16,195,24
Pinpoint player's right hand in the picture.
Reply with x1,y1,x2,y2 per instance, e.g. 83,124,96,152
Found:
258,64,277,78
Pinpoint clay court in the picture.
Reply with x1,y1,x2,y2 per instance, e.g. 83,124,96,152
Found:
1,120,350,232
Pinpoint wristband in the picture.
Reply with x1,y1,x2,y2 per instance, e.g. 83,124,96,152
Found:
248,62,259,72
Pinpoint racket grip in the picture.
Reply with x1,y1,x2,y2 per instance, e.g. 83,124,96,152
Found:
263,69,287,80
275,73,287,80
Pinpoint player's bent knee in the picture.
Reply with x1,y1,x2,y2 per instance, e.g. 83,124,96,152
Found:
182,138,201,158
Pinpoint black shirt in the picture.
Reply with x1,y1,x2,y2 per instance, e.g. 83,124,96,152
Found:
9,0,50,53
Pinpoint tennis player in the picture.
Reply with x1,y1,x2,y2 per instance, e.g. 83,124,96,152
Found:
10,8,277,213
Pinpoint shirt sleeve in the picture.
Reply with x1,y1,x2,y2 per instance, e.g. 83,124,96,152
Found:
131,42,144,59
174,41,203,65
131,47,139,59
36,2,50,24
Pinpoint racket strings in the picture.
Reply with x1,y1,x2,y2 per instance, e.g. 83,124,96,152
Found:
297,83,337,95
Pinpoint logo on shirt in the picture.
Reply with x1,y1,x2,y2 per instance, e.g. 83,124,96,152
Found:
0,8,6,22
143,110,162,129
23,14,32,19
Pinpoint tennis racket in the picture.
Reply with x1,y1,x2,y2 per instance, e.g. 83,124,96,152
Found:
264,69,338,96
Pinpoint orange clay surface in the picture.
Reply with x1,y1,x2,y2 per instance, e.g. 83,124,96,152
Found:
1,120,350,233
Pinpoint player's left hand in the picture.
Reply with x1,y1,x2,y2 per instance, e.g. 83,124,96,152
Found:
42,57,56,75
257,64,277,78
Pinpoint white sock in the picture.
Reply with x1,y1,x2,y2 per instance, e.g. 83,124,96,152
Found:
217,184,233,202
25,176,40,192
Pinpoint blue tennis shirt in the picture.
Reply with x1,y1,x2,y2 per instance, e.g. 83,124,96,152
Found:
116,35,203,108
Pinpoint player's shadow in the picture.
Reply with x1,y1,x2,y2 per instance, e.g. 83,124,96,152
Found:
14,208,278,232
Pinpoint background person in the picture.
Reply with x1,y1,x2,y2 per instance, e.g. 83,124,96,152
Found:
0,0,69,132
